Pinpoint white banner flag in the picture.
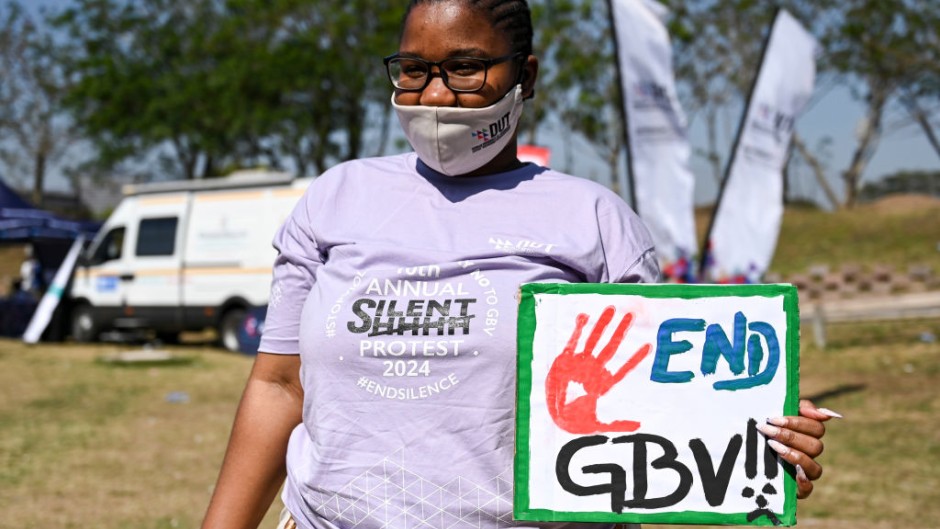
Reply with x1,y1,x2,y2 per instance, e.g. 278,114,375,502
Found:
703,10,817,283
23,236,85,344
612,0,698,282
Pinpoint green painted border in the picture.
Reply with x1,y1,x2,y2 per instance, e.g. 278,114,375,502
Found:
514,283,800,526
515,284,537,518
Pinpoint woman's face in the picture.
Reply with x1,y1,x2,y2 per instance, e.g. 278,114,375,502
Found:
395,2,532,108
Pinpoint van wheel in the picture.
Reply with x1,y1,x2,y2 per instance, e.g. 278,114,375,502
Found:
70,304,98,343
218,308,246,352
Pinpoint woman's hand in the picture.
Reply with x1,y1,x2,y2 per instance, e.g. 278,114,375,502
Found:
756,399,842,499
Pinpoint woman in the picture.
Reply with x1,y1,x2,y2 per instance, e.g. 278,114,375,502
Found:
202,1,836,528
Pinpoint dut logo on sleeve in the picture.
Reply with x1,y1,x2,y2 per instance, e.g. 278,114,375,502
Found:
489,237,557,255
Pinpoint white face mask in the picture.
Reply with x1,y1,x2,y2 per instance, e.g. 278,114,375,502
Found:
392,85,525,176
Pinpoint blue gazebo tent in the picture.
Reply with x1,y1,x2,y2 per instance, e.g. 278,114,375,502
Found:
0,178,100,241
1,178,101,339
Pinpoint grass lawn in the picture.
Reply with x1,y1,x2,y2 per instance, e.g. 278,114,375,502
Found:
769,196,940,276
1,195,938,527
2,317,939,528
692,195,940,278
0,340,282,529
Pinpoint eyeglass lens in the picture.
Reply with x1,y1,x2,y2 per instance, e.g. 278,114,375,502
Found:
388,58,488,92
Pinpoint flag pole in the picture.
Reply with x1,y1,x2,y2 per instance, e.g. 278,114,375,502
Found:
605,0,639,213
698,6,781,280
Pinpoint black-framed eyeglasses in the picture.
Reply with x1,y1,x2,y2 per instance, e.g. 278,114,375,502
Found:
383,52,523,93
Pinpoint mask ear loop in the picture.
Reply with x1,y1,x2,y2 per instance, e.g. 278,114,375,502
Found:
517,56,535,101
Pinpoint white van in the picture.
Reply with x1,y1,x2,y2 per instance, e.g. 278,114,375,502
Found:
69,170,312,350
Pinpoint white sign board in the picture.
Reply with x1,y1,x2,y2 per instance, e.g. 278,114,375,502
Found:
515,283,799,525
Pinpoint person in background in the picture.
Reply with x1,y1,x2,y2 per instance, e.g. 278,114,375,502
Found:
19,244,42,298
202,2,838,528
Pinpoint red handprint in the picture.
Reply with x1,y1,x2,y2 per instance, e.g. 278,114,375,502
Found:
545,306,652,434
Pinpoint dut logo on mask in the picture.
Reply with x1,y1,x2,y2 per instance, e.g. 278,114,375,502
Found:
471,112,511,153
393,86,525,176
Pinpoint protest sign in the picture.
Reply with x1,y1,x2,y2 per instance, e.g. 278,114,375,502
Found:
515,283,799,526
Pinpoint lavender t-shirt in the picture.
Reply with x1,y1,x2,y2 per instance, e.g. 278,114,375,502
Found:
261,153,658,529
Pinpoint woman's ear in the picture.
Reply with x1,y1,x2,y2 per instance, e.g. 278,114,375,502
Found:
522,54,539,100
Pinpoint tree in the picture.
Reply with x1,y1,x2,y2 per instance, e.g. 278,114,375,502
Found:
543,0,938,210
52,0,404,179
819,0,939,207
896,4,940,160
667,0,774,186
526,1,624,191
524,1,587,147
52,0,223,179
666,1,836,200
0,2,76,206
251,0,404,175
662,1,940,209
858,169,940,202
790,133,841,209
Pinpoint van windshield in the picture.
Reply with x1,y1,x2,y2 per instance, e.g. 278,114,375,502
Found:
89,227,125,264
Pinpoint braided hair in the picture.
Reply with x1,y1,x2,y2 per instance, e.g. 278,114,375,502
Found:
402,0,533,56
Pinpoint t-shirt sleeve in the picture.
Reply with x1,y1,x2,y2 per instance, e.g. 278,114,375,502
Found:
259,194,323,354
597,197,661,284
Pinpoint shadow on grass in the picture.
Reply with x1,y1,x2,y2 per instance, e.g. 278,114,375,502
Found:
803,383,867,405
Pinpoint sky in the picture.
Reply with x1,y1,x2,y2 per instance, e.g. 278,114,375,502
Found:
18,0,939,209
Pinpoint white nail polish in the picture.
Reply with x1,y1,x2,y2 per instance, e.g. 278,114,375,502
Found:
796,464,809,482
767,439,789,456
818,407,843,419
756,423,780,437
767,416,788,427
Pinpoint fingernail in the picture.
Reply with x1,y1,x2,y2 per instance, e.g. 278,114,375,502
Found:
767,416,788,427
767,439,789,456
756,423,781,437
819,407,843,419
796,464,809,482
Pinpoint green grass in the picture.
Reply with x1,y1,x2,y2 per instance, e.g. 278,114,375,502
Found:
799,325,940,526
0,341,283,529
2,198,939,528
694,199,940,277
769,201,940,276
3,319,939,528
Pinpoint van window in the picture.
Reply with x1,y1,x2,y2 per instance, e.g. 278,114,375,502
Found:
91,227,125,264
136,217,178,257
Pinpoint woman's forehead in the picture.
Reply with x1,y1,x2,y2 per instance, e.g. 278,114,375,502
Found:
399,2,512,59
